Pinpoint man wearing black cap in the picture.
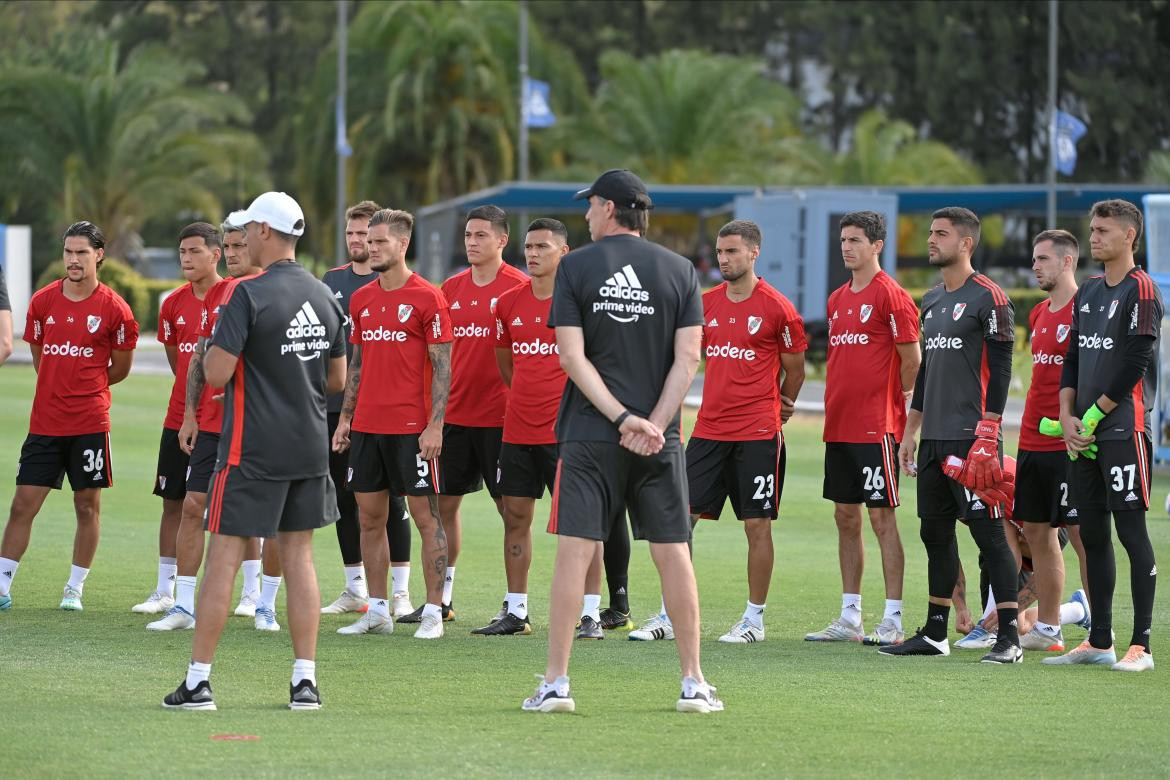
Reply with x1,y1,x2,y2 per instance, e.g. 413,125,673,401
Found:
523,170,723,714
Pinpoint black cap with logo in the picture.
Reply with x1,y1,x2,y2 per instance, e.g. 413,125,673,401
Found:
573,169,654,210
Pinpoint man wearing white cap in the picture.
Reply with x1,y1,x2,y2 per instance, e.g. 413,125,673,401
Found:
162,192,347,711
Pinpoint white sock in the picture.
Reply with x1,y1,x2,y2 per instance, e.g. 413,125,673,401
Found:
157,557,177,597
581,594,601,622
981,586,996,623
67,565,90,593
176,575,197,614
506,592,528,619
422,602,442,620
660,597,668,619
240,559,261,598
442,567,455,604
743,601,765,626
391,565,410,595
883,598,903,625
260,575,281,611
0,557,19,596
186,660,211,691
1059,599,1087,626
1035,620,1060,635
368,597,391,620
344,565,367,597
292,658,316,686
840,593,862,626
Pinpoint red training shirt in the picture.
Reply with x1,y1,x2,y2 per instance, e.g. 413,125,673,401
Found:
198,275,250,434
158,282,211,430
494,282,565,445
1019,298,1073,452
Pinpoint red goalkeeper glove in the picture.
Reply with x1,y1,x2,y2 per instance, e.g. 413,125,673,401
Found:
964,418,1002,490
942,455,1015,510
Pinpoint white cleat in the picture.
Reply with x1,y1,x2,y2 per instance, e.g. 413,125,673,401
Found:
522,675,574,713
719,618,765,644
1112,645,1155,672
254,605,280,631
132,591,175,614
234,593,258,617
804,618,863,642
321,589,368,615
392,591,414,619
337,611,394,635
677,676,724,713
59,586,83,612
147,605,196,631
862,618,905,646
414,612,444,639
629,614,674,641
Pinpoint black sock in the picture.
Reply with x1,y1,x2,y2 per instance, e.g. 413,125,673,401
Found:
604,520,631,613
1115,509,1156,653
1080,504,1117,649
996,607,1019,644
925,602,950,641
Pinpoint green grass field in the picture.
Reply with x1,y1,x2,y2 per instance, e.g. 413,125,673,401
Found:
2,366,1168,778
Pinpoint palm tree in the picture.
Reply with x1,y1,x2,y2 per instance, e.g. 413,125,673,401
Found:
0,37,263,258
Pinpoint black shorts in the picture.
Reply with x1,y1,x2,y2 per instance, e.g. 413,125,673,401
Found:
439,424,502,497
822,436,901,508
153,427,189,500
17,432,114,490
185,431,220,494
1014,449,1077,526
204,465,338,538
348,430,441,496
686,434,784,520
548,439,690,544
498,442,558,499
1069,433,1152,512
916,439,1004,521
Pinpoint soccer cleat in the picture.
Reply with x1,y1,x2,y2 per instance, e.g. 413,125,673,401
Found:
132,591,175,614
954,624,997,650
719,619,765,644
1042,640,1116,666
575,615,604,640
599,607,634,631
391,591,413,619
336,611,394,635
414,612,444,639
320,589,368,615
981,638,1024,664
147,605,196,631
59,586,83,611
522,675,574,713
1020,626,1064,652
1070,589,1092,630
862,618,905,646
472,612,533,636
490,600,508,623
254,605,280,632
804,618,863,642
629,614,674,641
0,594,10,611
397,602,455,624
162,679,216,711
878,628,949,657
1111,645,1154,672
677,677,724,713
289,679,322,710
233,593,258,617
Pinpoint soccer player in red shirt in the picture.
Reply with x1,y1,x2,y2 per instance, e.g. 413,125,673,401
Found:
133,223,222,615
807,211,920,646
332,209,454,639
0,221,139,612
422,205,527,623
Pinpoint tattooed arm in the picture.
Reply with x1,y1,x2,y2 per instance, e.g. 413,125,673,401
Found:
178,336,207,454
331,344,361,453
419,342,451,460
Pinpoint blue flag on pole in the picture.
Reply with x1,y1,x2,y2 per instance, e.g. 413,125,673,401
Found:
1054,110,1087,176
523,77,556,128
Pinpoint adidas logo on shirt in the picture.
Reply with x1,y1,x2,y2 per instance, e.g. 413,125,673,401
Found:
334,290,343,299
1080,303,1091,313
597,264,654,323
924,311,932,320
708,318,718,327
283,302,329,361
451,301,461,310
46,315,56,324
512,316,523,326
176,316,186,325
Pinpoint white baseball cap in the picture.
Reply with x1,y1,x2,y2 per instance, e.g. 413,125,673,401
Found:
228,191,306,236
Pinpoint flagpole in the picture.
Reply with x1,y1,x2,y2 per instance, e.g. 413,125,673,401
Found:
335,0,350,262
1046,0,1058,227
518,0,529,182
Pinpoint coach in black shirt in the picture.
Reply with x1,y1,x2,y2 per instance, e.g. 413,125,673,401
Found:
522,169,723,714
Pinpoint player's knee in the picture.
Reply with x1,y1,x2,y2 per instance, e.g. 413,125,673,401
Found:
919,516,956,552
868,508,898,538
743,518,772,542
833,505,862,534
72,492,100,524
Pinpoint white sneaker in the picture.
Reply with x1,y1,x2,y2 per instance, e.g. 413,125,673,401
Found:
321,589,368,615
1020,626,1064,652
804,618,863,642
1112,645,1155,672
132,591,175,614
147,605,196,631
719,618,765,643
59,586,83,611
629,614,674,641
254,605,280,631
522,675,574,713
954,624,997,650
392,591,414,619
414,612,444,639
862,618,905,646
234,593,258,617
677,676,724,713
337,611,394,635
